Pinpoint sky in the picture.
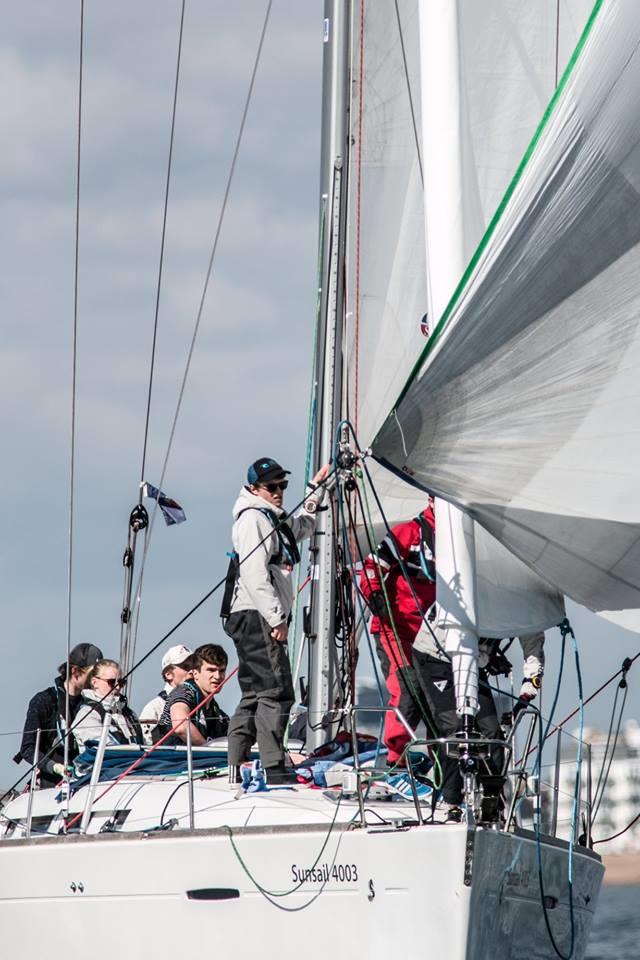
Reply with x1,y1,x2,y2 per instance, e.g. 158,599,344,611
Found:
0,1,638,790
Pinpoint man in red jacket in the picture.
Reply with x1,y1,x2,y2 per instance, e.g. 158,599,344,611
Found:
360,501,436,770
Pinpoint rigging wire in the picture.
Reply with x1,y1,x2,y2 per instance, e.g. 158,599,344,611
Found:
64,665,238,831
594,809,640,845
66,667,238,830
2,471,335,805
63,0,85,785
555,0,561,89
353,432,449,662
127,0,273,664
490,621,584,960
353,0,365,432
540,652,638,748
535,631,566,765
350,479,430,721
534,619,583,960
344,483,444,784
591,661,630,824
289,195,327,687
331,455,443,784
393,0,423,184
138,0,186,490
123,0,187,683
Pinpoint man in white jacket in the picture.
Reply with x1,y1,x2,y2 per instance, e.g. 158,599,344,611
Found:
223,457,329,784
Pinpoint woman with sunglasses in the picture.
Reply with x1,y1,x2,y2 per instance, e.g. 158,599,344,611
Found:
223,456,329,785
73,659,142,753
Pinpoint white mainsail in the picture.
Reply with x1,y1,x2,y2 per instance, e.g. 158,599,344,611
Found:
374,0,640,632
345,0,591,457
344,0,428,529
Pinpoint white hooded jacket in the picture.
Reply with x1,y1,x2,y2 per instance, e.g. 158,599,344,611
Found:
229,485,321,628
74,689,141,752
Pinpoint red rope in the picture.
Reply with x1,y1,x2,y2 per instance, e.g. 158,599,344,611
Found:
297,574,311,595
541,651,638,746
65,666,238,830
518,651,639,766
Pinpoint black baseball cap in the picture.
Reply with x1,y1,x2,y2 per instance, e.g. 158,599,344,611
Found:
247,457,290,486
68,643,104,669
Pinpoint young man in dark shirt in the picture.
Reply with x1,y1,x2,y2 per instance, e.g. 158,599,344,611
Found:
157,644,229,746
15,643,103,786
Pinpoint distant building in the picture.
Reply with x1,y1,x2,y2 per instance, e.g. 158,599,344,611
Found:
555,719,640,853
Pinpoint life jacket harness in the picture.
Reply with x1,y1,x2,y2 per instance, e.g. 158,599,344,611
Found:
82,698,143,746
378,515,435,583
414,513,436,583
220,506,300,620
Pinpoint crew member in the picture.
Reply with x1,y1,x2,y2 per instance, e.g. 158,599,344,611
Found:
222,457,329,784
412,626,544,820
517,632,545,707
73,659,143,752
157,644,229,746
139,644,192,745
359,501,436,771
15,643,103,787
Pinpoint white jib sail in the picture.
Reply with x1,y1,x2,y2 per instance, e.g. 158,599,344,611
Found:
416,1,575,667
374,0,640,633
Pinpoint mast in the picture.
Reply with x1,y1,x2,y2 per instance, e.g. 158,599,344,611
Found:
419,0,480,721
306,1,351,750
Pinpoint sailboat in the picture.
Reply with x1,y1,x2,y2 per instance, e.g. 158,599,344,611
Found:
5,0,639,956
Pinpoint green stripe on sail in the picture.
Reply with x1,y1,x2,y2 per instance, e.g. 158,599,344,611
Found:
385,0,605,416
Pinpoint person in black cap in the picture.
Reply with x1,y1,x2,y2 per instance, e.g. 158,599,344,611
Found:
222,456,329,784
14,642,103,787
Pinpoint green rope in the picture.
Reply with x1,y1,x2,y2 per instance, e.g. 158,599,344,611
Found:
358,473,443,788
223,791,350,912
288,195,327,678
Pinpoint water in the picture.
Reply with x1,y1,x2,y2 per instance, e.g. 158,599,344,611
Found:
586,885,640,959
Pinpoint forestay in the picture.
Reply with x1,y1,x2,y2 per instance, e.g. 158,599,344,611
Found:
374,0,640,631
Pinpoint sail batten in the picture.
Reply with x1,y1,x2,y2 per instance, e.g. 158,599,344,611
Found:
374,0,640,631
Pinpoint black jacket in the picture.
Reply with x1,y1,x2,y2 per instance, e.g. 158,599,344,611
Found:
15,677,82,786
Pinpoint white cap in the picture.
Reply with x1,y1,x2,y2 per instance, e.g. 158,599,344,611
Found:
161,644,192,672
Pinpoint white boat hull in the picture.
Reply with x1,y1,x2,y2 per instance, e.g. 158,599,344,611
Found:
0,814,603,959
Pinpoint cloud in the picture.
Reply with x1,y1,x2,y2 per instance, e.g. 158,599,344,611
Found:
2,1,637,792
0,1,323,785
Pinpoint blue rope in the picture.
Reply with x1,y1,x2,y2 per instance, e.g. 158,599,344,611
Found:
533,631,566,781
533,617,582,960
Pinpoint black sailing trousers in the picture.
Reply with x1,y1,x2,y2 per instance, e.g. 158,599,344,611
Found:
413,650,504,805
224,610,295,769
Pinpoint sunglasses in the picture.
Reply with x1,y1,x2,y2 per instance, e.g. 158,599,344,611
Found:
262,480,288,493
97,676,119,688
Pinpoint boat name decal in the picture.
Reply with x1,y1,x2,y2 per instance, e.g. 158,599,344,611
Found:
291,862,359,884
